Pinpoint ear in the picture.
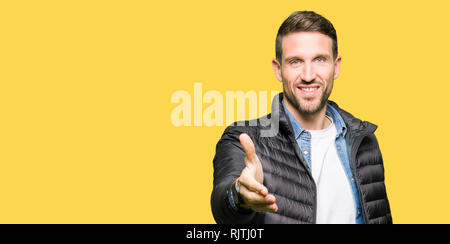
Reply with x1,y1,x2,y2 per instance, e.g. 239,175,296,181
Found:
272,58,283,82
333,56,342,80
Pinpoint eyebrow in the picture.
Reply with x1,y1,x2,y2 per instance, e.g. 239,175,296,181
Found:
284,54,331,62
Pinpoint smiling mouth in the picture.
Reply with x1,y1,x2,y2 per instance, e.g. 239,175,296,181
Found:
299,87,319,92
297,84,321,93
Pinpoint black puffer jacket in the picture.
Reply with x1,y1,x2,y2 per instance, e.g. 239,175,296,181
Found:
211,93,392,224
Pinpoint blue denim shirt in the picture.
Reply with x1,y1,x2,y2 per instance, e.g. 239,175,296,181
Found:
283,101,364,224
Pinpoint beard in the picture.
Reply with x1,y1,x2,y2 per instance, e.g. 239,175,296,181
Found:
283,80,333,115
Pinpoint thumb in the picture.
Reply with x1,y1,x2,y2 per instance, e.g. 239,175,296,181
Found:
239,133,257,163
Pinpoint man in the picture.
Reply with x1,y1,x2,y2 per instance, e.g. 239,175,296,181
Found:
211,11,392,224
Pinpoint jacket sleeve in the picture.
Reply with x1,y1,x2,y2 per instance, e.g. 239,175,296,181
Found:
210,126,256,224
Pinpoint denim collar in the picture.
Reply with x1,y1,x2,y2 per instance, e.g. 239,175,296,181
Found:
282,100,347,139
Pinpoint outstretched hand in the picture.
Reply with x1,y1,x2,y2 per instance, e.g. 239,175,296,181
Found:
238,133,278,212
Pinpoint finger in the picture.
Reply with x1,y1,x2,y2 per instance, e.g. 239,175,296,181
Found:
239,202,278,213
240,186,276,205
239,174,268,196
252,203,278,213
239,133,257,163
239,186,278,213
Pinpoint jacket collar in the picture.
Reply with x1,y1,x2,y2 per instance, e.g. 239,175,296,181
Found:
327,100,378,135
282,99,348,139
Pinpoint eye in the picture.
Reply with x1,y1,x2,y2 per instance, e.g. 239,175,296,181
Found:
290,59,302,66
314,57,326,62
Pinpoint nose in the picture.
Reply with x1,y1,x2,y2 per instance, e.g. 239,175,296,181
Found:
300,62,317,82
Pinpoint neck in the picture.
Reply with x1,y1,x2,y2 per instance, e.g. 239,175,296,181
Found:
283,96,330,130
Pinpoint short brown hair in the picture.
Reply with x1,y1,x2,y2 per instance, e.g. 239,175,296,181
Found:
276,11,338,62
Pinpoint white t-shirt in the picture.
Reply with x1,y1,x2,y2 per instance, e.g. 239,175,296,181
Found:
308,119,356,224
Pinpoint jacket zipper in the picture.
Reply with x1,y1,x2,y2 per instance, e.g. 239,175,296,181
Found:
350,132,370,224
291,141,317,224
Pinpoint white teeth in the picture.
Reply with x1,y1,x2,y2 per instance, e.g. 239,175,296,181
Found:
300,87,318,92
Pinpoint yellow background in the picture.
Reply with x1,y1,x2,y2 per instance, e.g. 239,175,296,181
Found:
1,0,449,224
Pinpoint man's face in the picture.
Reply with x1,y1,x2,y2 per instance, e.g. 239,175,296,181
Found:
273,31,341,115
